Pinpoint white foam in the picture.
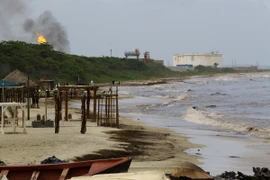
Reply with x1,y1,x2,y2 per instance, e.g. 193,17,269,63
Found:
175,94,192,100
183,107,270,139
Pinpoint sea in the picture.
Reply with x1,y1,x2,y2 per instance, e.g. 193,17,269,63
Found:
118,72,270,175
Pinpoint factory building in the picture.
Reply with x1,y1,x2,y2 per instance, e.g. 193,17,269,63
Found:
172,52,222,67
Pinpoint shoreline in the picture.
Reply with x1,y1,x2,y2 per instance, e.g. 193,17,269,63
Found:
1,71,270,176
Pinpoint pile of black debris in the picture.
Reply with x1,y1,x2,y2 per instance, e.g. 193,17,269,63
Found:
41,156,69,164
0,161,6,166
214,167,270,180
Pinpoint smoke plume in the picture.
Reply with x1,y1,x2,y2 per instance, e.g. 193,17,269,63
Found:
0,0,70,53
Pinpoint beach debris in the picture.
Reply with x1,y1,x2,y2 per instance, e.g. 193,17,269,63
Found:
41,156,68,164
210,92,227,96
247,127,258,132
0,161,6,166
214,167,270,180
229,156,240,159
205,105,217,108
253,167,270,179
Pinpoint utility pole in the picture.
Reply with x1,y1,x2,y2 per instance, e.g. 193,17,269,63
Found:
110,49,112,57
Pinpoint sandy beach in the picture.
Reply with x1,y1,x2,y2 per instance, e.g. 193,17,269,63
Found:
0,96,201,174
2,73,270,177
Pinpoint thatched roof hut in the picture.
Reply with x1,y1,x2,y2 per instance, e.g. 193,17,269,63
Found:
3,69,38,87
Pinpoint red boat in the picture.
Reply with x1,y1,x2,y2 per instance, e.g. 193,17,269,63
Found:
0,157,132,180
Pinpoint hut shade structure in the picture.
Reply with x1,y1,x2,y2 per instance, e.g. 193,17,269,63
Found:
4,69,38,87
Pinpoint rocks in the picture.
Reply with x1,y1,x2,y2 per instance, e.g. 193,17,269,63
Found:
253,167,270,179
214,167,270,180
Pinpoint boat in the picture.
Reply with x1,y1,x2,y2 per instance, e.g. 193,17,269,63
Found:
0,157,132,180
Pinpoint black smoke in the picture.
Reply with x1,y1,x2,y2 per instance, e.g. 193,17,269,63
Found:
23,11,70,53
0,0,70,53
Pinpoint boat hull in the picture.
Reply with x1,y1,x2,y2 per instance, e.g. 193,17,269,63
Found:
0,157,132,180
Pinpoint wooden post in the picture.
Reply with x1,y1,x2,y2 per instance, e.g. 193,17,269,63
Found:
81,94,86,134
97,97,100,126
105,95,108,125
22,107,25,128
93,89,97,122
45,94,47,121
59,91,62,121
55,91,60,133
86,90,90,119
2,83,4,102
65,90,68,121
109,93,112,126
27,77,30,120
116,85,119,128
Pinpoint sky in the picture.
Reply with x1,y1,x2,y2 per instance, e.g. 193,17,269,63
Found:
3,0,270,67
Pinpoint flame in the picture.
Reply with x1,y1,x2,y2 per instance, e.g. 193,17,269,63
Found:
36,32,47,44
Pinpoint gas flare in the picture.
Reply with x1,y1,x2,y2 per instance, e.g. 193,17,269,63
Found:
36,32,47,44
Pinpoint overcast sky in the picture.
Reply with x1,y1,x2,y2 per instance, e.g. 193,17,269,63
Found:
11,0,270,66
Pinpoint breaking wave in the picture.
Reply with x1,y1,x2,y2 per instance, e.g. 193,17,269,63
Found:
183,107,270,139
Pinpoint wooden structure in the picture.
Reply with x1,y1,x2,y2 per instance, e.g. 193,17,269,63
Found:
97,85,119,128
0,157,132,180
0,84,25,103
4,70,40,119
39,79,56,97
54,85,99,134
0,102,27,134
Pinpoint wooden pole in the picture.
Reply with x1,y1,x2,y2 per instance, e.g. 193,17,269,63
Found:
45,94,47,121
86,90,90,119
116,85,119,128
27,77,30,120
97,97,100,126
105,95,108,125
110,90,112,126
1,83,4,102
65,90,68,121
93,89,97,122
55,91,60,133
81,94,86,134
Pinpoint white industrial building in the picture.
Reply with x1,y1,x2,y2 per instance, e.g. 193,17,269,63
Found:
172,52,222,67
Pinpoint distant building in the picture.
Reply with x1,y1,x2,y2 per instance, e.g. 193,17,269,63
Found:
173,52,222,67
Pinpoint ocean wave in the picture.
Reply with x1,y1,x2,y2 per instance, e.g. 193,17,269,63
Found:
160,94,192,107
214,76,238,81
182,107,270,139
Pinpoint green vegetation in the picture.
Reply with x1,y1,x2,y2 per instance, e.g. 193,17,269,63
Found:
0,41,179,83
0,41,239,84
